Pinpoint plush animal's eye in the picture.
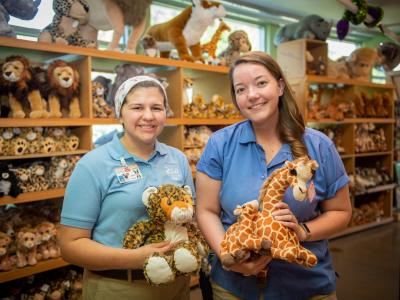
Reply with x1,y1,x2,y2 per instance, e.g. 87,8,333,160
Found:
290,169,297,176
167,199,172,205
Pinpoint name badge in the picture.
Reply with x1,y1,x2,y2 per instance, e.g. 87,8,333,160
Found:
115,164,143,184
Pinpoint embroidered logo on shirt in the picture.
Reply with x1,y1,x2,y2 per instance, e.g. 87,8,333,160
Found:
164,164,182,181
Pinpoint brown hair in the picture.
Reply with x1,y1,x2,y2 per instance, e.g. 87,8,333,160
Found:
228,51,308,158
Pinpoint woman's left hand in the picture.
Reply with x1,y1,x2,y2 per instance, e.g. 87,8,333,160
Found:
271,202,306,241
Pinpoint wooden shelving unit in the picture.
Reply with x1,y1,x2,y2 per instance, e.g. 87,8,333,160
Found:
0,37,240,284
0,258,69,283
278,39,396,235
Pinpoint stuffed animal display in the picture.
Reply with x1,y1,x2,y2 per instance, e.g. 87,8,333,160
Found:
146,0,226,62
355,123,387,153
0,0,41,37
220,157,319,281
184,94,241,119
218,30,252,66
201,19,231,64
123,184,209,285
274,14,332,45
184,125,212,173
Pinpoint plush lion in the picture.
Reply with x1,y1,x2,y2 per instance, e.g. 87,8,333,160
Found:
123,184,209,286
146,0,225,62
0,55,48,118
47,60,81,118
218,30,252,66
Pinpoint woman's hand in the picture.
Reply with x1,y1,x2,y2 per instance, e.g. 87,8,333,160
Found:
227,255,272,276
135,241,174,266
271,202,306,241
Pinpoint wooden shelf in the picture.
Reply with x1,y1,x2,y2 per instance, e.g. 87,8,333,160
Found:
0,118,93,127
0,188,65,206
0,150,89,161
307,118,395,124
306,75,395,89
330,217,393,239
354,183,396,196
0,258,69,283
354,151,392,157
0,37,229,74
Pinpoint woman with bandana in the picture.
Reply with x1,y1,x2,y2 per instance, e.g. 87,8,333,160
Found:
59,75,195,300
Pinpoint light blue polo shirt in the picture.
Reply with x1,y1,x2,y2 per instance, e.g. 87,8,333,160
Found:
61,132,195,248
197,120,349,300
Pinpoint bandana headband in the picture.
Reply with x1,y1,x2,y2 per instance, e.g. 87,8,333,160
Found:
114,75,168,118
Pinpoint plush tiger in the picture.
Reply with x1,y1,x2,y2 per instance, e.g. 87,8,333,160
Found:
123,184,209,286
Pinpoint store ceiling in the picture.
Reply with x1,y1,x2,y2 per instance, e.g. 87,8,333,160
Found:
234,0,400,40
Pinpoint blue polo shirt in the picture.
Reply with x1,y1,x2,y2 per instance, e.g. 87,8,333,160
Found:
197,120,349,300
61,132,195,248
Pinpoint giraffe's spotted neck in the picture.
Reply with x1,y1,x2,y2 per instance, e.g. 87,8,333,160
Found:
259,168,294,211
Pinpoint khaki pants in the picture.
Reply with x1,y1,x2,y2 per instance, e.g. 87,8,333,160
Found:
83,269,190,300
211,280,337,300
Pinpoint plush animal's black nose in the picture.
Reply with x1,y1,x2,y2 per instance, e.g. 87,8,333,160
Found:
5,71,11,76
62,77,69,81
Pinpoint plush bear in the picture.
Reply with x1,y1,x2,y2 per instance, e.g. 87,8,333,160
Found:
0,0,41,38
0,163,22,197
146,0,225,62
0,231,14,271
274,14,332,45
218,30,251,66
0,55,48,118
123,184,209,285
16,227,38,267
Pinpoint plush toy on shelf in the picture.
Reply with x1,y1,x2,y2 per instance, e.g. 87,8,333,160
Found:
141,35,159,57
38,0,96,48
201,19,230,64
36,221,60,261
0,231,13,271
346,48,380,81
146,0,226,62
0,55,48,118
0,163,22,197
92,80,114,118
0,0,41,38
16,227,38,267
47,60,81,118
218,30,251,66
123,184,209,285
274,14,332,45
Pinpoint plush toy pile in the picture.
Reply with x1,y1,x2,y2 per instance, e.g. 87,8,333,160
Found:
0,201,62,271
355,123,387,153
184,94,241,119
183,126,213,173
123,184,209,285
0,127,79,156
1,266,83,299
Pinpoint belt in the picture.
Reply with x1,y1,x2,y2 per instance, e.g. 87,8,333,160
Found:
91,269,146,281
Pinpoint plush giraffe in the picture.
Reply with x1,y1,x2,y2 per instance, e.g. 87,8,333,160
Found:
220,200,271,267
202,19,231,62
220,156,319,280
255,156,319,268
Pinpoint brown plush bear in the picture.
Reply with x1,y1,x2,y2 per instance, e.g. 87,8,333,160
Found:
16,227,38,268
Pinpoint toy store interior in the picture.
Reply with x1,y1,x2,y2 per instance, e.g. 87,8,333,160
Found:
0,0,399,299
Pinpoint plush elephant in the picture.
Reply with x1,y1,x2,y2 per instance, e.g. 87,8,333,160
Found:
274,14,332,46
0,0,41,37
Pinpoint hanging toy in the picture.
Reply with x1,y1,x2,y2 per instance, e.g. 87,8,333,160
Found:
336,0,384,40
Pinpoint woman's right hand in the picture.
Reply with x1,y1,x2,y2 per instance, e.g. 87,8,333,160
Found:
226,255,272,276
136,241,174,265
